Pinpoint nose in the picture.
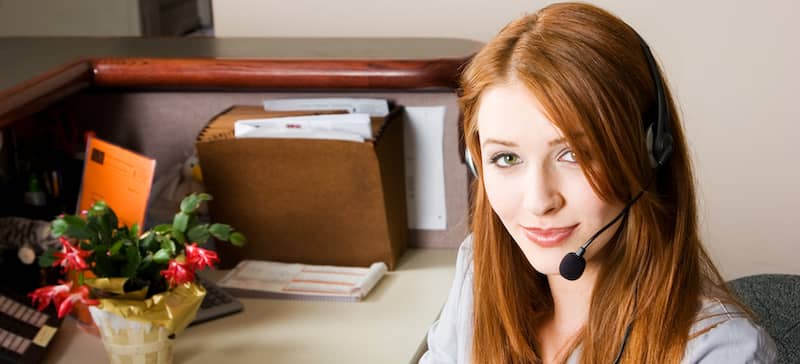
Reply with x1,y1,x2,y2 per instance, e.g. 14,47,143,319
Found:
521,164,564,216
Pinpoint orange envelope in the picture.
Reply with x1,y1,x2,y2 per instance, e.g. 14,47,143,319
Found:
77,136,155,228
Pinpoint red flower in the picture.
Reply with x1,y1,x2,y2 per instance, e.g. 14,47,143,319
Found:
29,281,72,311
56,285,99,319
184,243,219,270
52,237,91,272
29,282,99,319
161,260,195,286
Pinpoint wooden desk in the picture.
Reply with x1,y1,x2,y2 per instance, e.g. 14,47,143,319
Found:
43,248,458,364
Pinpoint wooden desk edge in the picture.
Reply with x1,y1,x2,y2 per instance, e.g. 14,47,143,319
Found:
0,55,472,128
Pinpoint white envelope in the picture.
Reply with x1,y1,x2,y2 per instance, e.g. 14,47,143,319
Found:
236,128,364,142
263,98,390,117
234,113,372,140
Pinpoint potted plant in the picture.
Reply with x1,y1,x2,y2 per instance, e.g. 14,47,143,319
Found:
29,193,245,364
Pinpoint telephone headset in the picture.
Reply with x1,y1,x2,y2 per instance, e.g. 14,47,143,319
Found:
465,31,673,363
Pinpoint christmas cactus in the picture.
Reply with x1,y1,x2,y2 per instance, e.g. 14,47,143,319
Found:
30,193,245,318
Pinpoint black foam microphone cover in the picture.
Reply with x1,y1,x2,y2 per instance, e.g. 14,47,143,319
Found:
559,252,586,281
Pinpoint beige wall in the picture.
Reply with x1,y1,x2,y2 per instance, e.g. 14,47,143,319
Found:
0,0,142,36
0,0,795,278
214,0,800,279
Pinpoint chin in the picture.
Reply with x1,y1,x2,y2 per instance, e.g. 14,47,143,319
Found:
529,262,560,276
516,242,566,276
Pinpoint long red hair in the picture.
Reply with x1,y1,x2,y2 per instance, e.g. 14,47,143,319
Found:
461,3,742,363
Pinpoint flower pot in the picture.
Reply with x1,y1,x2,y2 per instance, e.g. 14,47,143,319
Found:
89,306,173,364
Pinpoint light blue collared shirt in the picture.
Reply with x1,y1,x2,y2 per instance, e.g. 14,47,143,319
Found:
419,236,777,364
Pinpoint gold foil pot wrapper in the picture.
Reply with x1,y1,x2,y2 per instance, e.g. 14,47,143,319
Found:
85,278,206,335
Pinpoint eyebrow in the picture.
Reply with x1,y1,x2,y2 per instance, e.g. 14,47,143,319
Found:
550,133,588,146
481,138,518,148
548,137,567,147
481,136,579,148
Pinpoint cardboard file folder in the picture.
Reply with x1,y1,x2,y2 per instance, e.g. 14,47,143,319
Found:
195,105,407,269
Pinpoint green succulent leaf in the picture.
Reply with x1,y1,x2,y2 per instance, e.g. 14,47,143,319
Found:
92,242,108,253
153,224,172,234
122,246,141,278
89,201,108,215
141,253,153,268
160,239,176,254
180,194,200,214
93,252,115,277
173,230,186,244
61,215,93,239
173,212,189,233
229,232,247,247
140,232,156,251
153,249,171,263
50,218,68,237
208,224,231,240
187,224,210,243
180,193,212,214
105,208,119,232
109,240,124,256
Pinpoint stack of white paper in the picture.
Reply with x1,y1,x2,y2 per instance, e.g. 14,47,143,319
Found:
234,113,373,142
233,98,390,142
263,98,390,117
217,260,388,302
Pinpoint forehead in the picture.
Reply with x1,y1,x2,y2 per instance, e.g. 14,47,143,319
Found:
476,81,563,144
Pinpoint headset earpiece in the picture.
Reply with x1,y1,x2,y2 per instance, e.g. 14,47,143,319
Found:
465,148,478,177
653,127,673,167
638,35,674,169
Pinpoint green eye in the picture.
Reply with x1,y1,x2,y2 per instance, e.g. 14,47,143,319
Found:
489,153,522,167
557,149,578,163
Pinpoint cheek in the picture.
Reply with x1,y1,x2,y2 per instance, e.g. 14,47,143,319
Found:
578,183,612,214
482,171,521,222
566,177,620,235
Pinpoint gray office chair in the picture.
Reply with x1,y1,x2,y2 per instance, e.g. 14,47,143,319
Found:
728,274,800,364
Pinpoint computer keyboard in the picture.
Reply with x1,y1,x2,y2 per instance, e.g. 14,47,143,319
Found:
191,275,244,326
0,290,61,364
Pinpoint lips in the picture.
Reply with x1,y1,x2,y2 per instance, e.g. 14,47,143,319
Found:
521,224,578,248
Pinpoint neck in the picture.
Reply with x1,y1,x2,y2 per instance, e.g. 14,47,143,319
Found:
546,261,600,333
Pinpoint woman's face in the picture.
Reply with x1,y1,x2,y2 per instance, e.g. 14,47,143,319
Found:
477,80,623,278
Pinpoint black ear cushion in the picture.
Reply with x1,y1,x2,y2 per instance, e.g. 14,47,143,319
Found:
654,131,674,167
646,121,674,168
645,123,658,168
637,32,674,169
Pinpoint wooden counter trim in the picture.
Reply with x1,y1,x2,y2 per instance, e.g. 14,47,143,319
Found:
0,60,93,128
0,56,470,127
91,58,467,90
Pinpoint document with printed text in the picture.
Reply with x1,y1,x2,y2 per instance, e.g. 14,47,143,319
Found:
217,260,388,302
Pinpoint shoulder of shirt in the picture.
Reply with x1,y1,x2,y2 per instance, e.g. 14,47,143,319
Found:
457,234,475,277
690,296,751,336
683,297,777,363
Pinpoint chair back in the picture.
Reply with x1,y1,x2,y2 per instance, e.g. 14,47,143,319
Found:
728,274,800,364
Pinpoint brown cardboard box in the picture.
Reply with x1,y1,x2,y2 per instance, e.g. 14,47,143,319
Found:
195,105,407,269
